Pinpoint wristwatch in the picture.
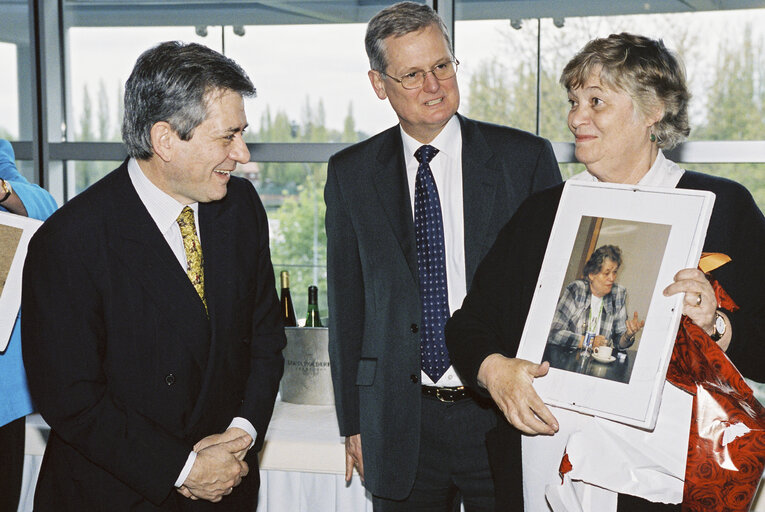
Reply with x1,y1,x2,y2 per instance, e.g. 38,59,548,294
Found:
710,311,727,341
0,178,11,203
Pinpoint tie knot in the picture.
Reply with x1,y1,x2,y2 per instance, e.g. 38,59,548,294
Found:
415,145,439,165
177,206,195,228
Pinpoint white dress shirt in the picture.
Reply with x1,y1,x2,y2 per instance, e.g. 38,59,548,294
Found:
400,116,466,387
128,158,256,487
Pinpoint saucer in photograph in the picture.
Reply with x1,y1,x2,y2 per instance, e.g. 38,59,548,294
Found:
593,354,616,364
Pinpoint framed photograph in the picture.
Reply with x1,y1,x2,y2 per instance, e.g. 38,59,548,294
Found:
0,211,43,352
516,181,715,429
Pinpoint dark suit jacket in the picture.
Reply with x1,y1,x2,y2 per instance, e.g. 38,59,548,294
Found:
22,161,286,511
446,170,765,510
324,114,561,499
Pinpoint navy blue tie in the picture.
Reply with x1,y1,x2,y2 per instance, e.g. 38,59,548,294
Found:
414,144,451,382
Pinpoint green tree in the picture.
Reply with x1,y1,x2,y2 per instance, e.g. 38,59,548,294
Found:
75,83,115,192
97,79,110,141
269,175,328,321
690,25,765,211
464,15,765,200
342,103,359,143
464,58,515,126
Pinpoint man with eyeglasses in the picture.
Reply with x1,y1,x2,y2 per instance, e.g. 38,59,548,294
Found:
325,2,561,510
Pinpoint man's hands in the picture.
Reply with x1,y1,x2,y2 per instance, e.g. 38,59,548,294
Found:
478,354,558,435
180,430,252,503
344,434,365,483
193,427,251,461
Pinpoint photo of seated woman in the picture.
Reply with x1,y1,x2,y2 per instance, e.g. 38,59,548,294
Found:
544,218,670,383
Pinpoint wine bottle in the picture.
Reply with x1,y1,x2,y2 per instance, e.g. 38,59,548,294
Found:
280,271,297,327
305,285,323,327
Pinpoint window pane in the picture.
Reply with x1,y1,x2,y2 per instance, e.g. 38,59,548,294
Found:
65,160,123,195
679,163,765,214
67,22,402,146
66,26,221,143
0,1,30,141
455,19,539,134
538,10,765,143
225,23,396,144
257,161,327,323
0,42,20,140
457,9,765,143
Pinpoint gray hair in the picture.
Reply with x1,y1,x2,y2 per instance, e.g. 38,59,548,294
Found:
365,1,453,73
122,41,256,160
583,245,622,279
560,33,690,149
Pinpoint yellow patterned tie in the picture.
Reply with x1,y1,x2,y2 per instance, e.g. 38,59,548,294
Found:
176,206,207,312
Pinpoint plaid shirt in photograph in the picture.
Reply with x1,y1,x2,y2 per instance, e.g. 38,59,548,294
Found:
547,279,632,349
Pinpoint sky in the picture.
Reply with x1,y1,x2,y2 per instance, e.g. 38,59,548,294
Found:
1,8,764,140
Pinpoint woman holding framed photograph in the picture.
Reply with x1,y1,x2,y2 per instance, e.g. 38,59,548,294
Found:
445,33,765,511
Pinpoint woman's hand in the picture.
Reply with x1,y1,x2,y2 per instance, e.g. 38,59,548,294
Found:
662,268,716,334
625,311,645,337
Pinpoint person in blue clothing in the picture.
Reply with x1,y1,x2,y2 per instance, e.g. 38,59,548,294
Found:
0,139,57,511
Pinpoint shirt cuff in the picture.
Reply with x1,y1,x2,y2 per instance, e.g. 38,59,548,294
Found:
175,451,197,488
229,417,257,450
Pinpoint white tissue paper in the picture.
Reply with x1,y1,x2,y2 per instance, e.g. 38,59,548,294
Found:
534,381,693,512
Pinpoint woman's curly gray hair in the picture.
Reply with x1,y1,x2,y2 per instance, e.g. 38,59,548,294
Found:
560,32,691,149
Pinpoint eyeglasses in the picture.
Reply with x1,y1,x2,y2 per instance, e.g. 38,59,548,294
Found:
380,59,459,90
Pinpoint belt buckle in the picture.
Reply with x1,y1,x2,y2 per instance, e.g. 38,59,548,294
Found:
434,387,453,402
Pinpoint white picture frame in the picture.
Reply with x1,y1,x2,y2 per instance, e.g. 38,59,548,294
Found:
0,211,43,352
516,181,715,429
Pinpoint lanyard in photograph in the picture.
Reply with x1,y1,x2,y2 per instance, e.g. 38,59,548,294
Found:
587,298,603,334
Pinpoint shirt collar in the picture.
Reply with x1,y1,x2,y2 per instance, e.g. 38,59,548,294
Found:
400,115,460,162
636,150,685,188
569,150,685,188
127,158,198,233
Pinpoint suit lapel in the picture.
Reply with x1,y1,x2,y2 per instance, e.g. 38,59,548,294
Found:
373,127,419,285
106,164,210,368
459,115,502,285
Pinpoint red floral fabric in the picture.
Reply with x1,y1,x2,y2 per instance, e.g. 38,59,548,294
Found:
666,276,765,512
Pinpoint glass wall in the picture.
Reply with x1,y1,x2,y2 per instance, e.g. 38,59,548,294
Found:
455,8,765,207
0,41,21,140
0,0,34,181
5,1,765,323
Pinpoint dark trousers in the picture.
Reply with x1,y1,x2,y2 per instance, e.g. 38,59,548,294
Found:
0,416,26,512
373,394,497,512
618,494,681,511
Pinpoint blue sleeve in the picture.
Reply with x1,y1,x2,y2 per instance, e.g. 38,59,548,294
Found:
0,139,58,221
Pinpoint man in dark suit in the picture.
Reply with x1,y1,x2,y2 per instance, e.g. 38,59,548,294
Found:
324,3,561,510
22,41,285,511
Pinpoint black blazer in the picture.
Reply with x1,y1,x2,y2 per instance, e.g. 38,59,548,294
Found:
22,161,286,511
324,114,562,499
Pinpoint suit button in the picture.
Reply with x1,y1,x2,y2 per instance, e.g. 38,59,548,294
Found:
410,374,418,383
165,373,175,386
410,323,419,333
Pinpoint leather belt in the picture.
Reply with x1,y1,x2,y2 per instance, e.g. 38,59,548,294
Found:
421,385,470,402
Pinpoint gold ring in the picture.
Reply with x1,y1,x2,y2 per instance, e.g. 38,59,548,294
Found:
695,293,702,306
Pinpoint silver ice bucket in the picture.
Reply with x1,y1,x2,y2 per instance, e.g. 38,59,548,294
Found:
279,327,335,405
